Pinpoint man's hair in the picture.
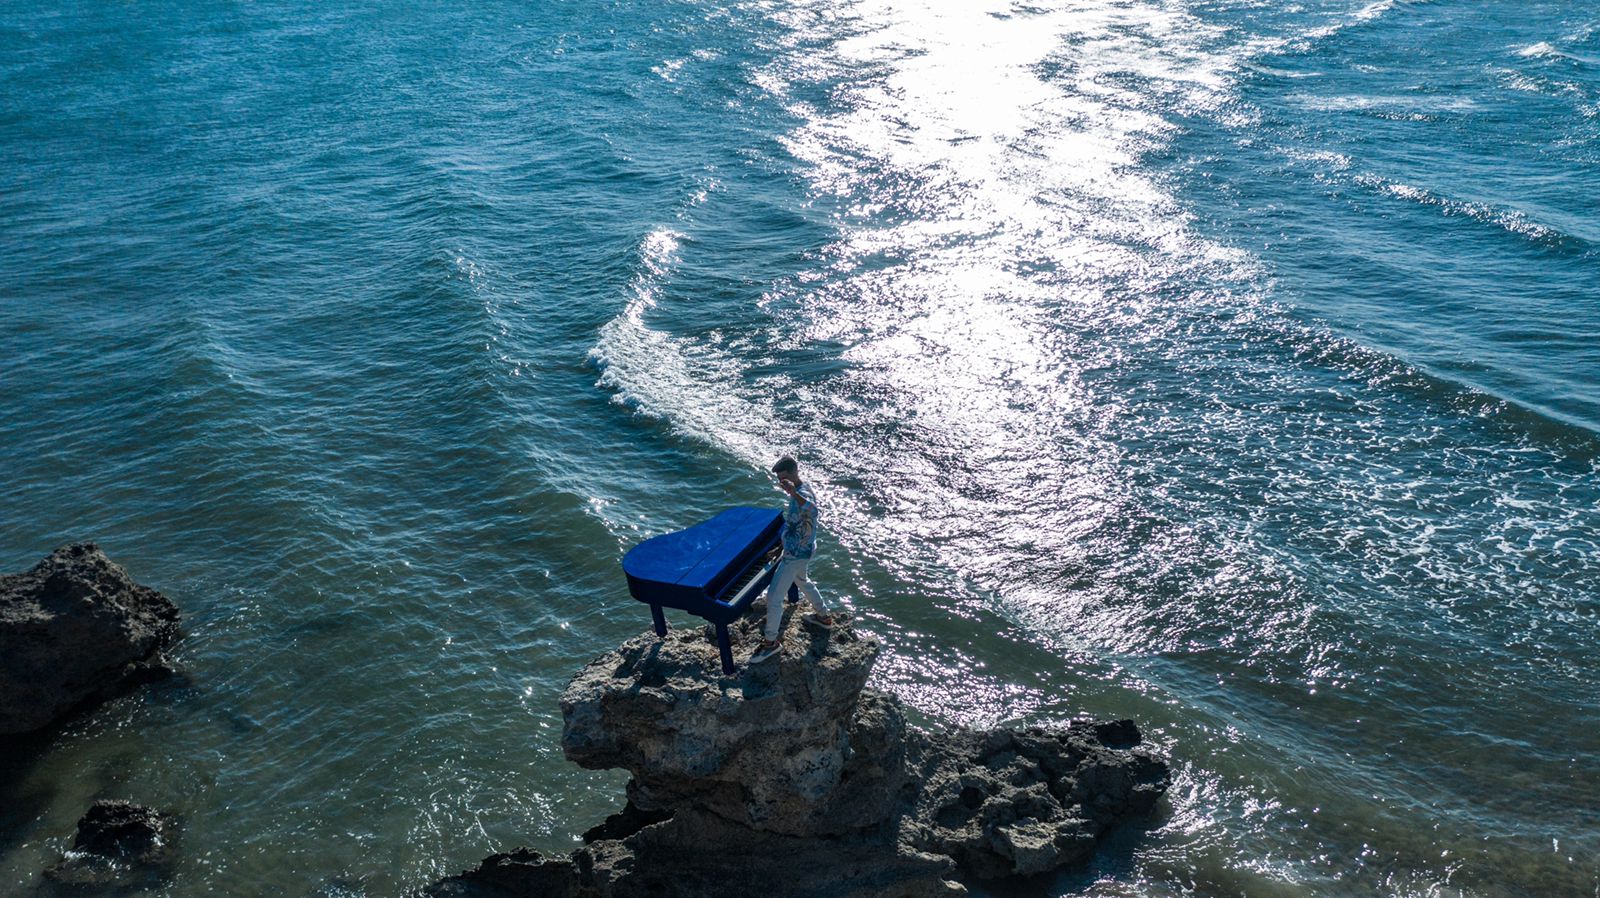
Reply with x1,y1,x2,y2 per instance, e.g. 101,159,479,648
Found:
772,455,799,475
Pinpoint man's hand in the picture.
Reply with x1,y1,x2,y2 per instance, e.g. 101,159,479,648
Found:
777,478,807,505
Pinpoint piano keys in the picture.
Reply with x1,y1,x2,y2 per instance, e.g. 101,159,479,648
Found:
622,506,800,674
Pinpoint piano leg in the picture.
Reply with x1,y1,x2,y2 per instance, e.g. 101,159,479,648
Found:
716,623,734,675
651,604,668,637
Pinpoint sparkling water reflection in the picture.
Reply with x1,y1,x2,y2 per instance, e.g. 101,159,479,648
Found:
2,0,1598,896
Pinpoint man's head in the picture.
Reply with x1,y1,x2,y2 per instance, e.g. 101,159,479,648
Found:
772,455,800,488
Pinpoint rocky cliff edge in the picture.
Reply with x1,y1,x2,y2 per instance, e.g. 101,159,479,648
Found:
429,603,1169,896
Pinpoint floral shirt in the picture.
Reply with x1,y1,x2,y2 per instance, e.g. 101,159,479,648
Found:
781,482,819,559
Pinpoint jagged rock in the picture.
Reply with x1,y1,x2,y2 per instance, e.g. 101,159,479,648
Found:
44,800,177,888
426,809,960,898
580,801,674,844
432,602,1169,896
560,605,896,836
904,724,1170,878
0,544,181,735
425,848,583,898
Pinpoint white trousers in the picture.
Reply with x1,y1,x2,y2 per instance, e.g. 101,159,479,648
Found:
764,556,827,640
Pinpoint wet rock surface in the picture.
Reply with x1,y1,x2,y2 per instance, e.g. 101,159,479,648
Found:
430,602,1169,896
0,544,180,735
43,800,177,890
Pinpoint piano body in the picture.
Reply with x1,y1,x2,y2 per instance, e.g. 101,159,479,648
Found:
622,506,799,674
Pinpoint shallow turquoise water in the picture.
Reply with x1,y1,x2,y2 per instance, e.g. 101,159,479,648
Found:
2,1,1598,896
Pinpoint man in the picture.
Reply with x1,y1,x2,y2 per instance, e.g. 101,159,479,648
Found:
750,455,836,663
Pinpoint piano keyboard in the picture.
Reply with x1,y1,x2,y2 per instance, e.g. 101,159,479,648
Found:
721,547,781,609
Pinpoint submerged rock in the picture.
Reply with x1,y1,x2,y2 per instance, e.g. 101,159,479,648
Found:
44,800,177,888
431,602,1169,896
0,544,180,735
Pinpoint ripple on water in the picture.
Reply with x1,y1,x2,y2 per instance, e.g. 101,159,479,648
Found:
4,1,1600,897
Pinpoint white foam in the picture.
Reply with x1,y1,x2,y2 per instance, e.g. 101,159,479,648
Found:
1350,172,1573,244
589,0,1263,610
1354,0,1397,22
1262,0,1422,55
588,225,783,469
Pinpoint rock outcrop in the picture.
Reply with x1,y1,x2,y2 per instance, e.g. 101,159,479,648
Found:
430,603,1168,896
0,544,181,735
44,800,178,889
904,720,1164,878
560,616,905,837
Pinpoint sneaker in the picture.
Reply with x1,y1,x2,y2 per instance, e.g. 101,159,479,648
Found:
802,612,835,630
749,639,783,664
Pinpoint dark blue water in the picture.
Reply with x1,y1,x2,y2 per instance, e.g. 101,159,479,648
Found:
3,1,1597,896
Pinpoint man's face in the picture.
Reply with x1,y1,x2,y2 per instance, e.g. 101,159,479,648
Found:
776,470,798,489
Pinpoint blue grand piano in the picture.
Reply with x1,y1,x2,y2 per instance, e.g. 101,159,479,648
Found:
622,506,799,674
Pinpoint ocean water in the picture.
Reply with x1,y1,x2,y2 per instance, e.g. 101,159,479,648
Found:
2,0,1597,895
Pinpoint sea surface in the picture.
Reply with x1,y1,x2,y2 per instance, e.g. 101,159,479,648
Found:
2,1,1597,896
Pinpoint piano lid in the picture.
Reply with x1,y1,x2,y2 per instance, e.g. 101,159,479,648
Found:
622,506,781,592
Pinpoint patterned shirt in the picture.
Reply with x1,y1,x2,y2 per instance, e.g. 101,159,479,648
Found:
781,482,819,559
